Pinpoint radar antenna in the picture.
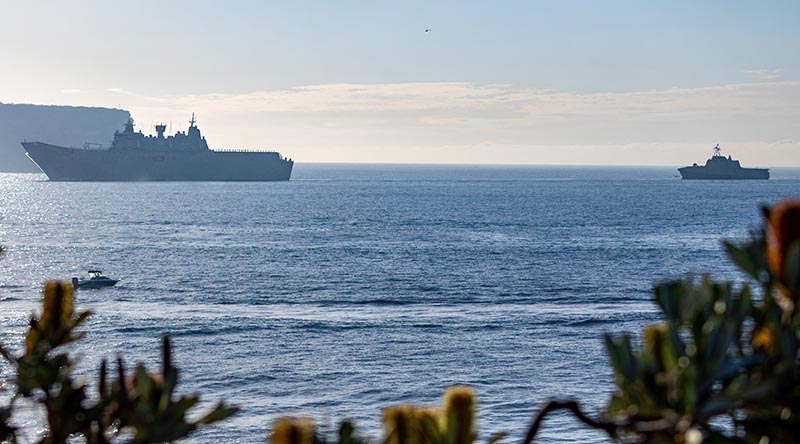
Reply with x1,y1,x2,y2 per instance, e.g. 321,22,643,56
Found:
713,143,721,157
189,113,197,128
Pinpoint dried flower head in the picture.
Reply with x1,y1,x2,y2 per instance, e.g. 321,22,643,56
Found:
766,199,800,293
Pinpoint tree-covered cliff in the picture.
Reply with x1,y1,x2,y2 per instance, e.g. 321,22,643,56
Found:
0,103,130,173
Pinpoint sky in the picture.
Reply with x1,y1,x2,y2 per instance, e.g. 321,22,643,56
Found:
1,0,798,165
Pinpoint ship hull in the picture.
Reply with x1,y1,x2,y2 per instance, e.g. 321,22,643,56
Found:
22,142,293,181
678,166,769,180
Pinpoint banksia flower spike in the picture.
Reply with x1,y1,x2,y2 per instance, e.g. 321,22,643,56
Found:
384,406,419,444
415,407,443,444
443,386,475,444
21,281,90,375
271,417,316,444
40,281,73,331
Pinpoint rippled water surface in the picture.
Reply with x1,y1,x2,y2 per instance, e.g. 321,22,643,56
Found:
1,165,798,443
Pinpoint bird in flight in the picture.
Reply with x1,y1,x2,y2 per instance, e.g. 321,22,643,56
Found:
425,29,431,32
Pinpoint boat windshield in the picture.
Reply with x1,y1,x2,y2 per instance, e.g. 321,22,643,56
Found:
88,271,103,279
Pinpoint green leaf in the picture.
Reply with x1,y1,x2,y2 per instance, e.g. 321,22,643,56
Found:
723,241,759,281
196,402,240,425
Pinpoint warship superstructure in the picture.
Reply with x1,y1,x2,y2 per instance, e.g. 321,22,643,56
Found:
678,144,768,180
22,114,293,181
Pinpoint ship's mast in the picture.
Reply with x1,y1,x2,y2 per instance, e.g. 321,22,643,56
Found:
713,143,721,157
155,123,167,139
189,113,197,128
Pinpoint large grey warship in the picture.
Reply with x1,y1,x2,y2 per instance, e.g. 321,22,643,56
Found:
678,144,768,180
22,114,293,181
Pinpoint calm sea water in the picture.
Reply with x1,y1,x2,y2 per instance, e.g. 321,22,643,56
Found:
1,164,799,443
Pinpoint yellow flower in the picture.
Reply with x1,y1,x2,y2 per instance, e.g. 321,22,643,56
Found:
384,406,420,444
644,323,667,352
751,326,775,353
271,417,315,444
40,281,74,331
443,386,475,444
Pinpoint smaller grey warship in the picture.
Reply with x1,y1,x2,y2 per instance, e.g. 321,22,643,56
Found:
678,144,768,180
22,114,293,181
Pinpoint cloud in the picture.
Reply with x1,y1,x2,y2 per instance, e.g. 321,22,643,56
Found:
33,80,800,165
60,88,82,94
110,80,800,121
742,69,783,81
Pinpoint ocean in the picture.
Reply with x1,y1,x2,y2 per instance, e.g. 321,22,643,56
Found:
1,164,798,443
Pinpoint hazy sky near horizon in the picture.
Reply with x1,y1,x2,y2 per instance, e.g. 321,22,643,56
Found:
1,1,799,165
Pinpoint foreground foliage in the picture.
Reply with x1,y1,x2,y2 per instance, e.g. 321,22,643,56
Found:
271,387,491,444
0,282,238,443
604,200,800,443
1,199,799,444
524,199,800,443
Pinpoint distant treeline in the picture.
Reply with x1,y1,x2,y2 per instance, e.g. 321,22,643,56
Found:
0,103,130,172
